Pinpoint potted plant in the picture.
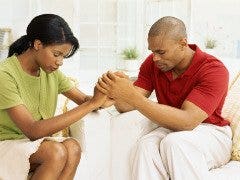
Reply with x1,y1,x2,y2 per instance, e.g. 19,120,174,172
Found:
204,38,217,56
121,47,140,71
205,38,217,49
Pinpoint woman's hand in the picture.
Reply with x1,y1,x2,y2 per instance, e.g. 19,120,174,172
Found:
83,95,92,103
90,86,108,108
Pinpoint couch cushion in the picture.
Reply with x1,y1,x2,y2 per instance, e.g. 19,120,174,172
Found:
222,71,240,161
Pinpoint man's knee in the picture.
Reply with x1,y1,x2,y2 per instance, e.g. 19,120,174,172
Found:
137,135,161,155
160,131,193,156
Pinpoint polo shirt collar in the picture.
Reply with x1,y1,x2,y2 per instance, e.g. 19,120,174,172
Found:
182,44,207,77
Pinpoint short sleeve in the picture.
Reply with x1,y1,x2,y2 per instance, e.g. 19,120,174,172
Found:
57,70,74,94
134,54,154,92
186,62,229,116
0,71,23,109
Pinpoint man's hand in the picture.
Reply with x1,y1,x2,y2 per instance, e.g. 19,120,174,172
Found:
114,71,130,79
96,71,137,103
101,97,115,108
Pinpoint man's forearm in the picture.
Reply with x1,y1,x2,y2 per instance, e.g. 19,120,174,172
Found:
128,93,202,131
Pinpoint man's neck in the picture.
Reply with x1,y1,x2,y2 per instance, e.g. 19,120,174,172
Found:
172,47,195,79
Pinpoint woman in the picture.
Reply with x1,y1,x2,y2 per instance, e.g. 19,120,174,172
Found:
0,14,109,180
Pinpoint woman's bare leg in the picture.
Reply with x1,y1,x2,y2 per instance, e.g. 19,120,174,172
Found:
58,138,81,180
29,141,67,180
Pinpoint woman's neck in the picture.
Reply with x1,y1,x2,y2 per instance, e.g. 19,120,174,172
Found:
17,50,40,77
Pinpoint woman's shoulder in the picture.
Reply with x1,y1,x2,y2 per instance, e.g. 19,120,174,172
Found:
0,56,24,87
0,55,17,72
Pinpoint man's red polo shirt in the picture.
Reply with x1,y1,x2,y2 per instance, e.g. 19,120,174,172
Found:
134,44,230,126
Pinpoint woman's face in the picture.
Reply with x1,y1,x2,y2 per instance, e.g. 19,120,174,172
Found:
34,41,72,73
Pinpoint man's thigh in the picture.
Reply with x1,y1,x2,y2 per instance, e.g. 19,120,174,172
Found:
140,127,172,144
162,124,232,169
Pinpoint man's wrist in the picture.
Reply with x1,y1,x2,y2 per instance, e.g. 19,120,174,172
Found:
127,90,144,108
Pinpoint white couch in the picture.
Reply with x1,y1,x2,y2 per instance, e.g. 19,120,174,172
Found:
69,94,240,180
63,58,240,180
109,112,240,180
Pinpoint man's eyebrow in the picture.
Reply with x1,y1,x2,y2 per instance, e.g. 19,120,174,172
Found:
148,47,165,53
152,49,166,53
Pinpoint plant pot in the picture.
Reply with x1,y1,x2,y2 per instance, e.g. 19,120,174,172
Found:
124,59,139,72
205,48,215,55
204,48,219,58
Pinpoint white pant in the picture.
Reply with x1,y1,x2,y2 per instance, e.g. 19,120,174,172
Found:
131,123,232,180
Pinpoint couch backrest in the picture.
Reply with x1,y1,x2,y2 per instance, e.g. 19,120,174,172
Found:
222,71,240,131
221,71,240,160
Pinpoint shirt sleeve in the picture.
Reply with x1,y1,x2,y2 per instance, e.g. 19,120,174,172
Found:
0,71,23,109
134,54,154,92
186,62,229,116
57,70,75,94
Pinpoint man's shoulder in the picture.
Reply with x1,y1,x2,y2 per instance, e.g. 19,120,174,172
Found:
204,55,228,71
141,53,154,68
196,55,229,82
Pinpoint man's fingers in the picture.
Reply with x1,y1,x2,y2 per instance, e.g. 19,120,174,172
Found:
114,71,125,78
95,83,108,94
107,71,117,80
102,73,114,85
114,71,129,79
98,77,109,90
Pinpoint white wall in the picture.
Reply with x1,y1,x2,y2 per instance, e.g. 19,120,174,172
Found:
190,0,240,58
1,0,240,76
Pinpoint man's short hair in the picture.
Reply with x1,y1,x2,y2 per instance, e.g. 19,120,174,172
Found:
148,16,187,41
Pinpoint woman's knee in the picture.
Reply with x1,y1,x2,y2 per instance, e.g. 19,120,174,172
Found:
40,141,68,164
63,138,81,160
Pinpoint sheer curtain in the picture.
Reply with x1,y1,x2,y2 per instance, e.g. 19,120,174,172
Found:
0,0,190,75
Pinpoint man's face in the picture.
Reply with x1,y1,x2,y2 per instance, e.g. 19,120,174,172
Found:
148,35,184,72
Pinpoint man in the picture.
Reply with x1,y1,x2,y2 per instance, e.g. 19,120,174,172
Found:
97,16,232,180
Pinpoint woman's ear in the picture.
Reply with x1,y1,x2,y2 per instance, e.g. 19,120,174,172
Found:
33,39,42,51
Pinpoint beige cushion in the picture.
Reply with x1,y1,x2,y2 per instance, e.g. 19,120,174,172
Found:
53,77,79,137
52,94,70,137
222,71,240,160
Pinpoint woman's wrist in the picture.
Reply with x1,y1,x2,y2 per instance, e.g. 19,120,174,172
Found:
83,95,92,103
84,99,100,111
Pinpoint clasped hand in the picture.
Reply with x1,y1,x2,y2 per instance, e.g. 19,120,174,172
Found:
96,71,135,103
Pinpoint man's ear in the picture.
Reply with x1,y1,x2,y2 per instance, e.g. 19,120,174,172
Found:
179,38,188,49
33,39,42,51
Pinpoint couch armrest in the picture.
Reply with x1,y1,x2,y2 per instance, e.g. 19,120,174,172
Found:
70,110,112,180
110,110,159,180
